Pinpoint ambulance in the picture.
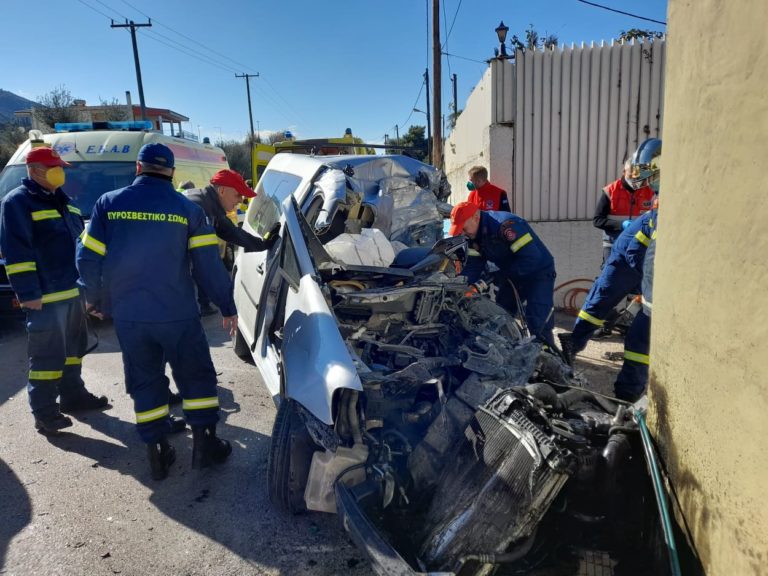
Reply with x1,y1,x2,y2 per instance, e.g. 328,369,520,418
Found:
0,121,229,218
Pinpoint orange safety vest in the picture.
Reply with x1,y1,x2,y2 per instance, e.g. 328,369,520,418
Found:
602,178,655,223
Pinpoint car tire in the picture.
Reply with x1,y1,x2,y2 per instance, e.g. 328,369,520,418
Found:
268,398,317,515
232,325,252,363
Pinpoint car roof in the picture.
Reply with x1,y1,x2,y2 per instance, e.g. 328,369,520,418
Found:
265,152,438,185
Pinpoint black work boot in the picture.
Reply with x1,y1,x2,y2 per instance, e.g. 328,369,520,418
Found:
147,437,176,481
169,415,187,434
191,425,232,469
60,392,109,413
35,412,73,434
557,332,574,366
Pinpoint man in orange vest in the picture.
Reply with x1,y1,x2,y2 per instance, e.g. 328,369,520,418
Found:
466,166,510,212
593,160,655,265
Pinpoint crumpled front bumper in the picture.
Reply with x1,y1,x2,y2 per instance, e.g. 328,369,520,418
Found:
335,482,454,576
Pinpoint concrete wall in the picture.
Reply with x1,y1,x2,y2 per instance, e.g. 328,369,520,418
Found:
531,221,602,308
444,66,493,205
649,1,768,574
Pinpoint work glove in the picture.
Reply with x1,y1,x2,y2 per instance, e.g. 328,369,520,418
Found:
263,222,282,249
621,219,632,230
464,279,489,298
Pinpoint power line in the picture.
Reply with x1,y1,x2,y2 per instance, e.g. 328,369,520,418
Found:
76,0,241,75
441,51,486,64
75,0,119,21
399,77,426,129
118,0,258,73
442,0,463,46
575,0,667,25
442,0,452,77
138,29,239,74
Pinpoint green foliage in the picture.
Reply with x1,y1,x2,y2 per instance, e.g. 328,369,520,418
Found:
386,125,428,162
32,85,82,132
0,122,27,169
509,24,559,53
617,29,664,42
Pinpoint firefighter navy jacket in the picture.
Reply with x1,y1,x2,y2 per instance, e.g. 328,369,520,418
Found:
76,174,236,322
0,177,83,304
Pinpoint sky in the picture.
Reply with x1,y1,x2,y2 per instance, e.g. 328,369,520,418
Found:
1,0,667,144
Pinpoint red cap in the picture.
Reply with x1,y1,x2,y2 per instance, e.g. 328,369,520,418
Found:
210,169,255,198
448,201,479,236
25,147,71,168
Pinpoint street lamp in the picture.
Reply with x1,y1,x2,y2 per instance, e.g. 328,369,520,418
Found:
495,21,510,58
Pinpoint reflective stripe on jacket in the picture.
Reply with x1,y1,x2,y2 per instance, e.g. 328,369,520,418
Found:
0,178,82,303
76,174,236,322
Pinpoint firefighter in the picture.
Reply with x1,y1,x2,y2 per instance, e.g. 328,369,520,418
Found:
185,169,279,253
466,166,510,212
185,169,279,315
593,160,655,265
559,139,661,400
76,143,237,481
612,139,661,401
449,201,556,347
0,147,108,433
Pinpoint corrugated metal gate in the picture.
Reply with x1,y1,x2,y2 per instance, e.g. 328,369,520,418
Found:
492,38,665,222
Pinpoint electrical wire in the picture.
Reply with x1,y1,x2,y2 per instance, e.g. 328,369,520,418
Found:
575,0,667,26
442,0,452,78
399,77,426,129
441,51,486,64
118,0,258,73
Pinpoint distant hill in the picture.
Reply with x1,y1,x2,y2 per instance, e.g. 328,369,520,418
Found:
0,89,36,123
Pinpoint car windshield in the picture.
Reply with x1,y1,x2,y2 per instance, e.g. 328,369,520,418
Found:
0,162,137,218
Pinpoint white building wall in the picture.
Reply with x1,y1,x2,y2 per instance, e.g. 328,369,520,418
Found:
443,39,665,298
444,67,493,206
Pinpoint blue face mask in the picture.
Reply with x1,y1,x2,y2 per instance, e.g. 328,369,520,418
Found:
466,181,475,191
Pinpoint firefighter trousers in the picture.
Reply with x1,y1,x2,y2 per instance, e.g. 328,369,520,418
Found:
614,310,651,401
114,318,220,443
571,260,641,354
25,297,88,419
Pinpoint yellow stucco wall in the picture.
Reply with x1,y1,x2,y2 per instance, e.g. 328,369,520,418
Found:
649,1,768,574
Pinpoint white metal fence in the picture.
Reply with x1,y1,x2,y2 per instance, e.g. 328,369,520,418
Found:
492,38,666,222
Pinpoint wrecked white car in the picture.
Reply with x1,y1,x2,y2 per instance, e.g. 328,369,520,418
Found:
232,154,666,576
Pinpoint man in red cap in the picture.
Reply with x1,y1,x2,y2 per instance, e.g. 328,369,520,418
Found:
184,169,280,315
449,201,557,347
0,146,108,433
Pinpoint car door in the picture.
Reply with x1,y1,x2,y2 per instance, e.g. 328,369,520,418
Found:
233,169,303,347
254,195,362,424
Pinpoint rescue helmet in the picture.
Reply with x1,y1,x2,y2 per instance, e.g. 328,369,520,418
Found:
629,138,662,193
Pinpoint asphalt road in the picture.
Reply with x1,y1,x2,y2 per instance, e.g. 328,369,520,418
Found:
0,315,373,576
0,312,622,576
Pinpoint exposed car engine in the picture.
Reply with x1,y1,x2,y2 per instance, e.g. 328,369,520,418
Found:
265,160,662,576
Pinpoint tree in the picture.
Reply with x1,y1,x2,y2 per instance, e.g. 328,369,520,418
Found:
98,97,130,121
617,29,664,42
216,130,291,178
0,122,27,169
508,24,558,54
386,125,428,162
32,85,82,131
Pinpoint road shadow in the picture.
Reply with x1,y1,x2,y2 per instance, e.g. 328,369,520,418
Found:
0,458,32,572
44,387,362,574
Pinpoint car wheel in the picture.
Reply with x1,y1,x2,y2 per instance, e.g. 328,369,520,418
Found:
232,325,252,363
268,398,317,514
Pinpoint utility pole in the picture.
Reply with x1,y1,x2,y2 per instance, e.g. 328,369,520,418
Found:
235,73,259,141
395,124,400,142
424,68,432,165
431,0,442,169
111,19,152,121
451,73,458,125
